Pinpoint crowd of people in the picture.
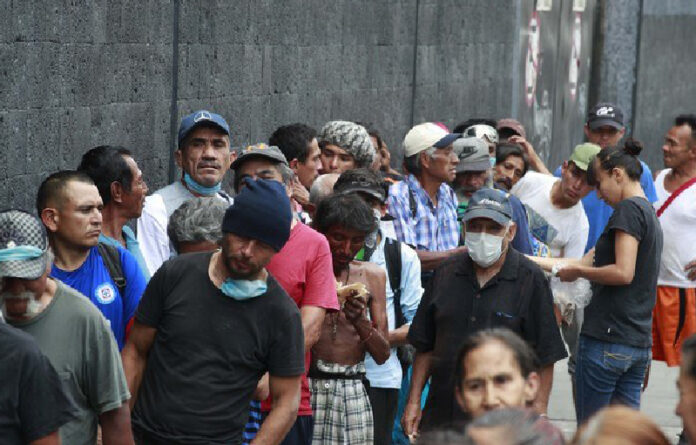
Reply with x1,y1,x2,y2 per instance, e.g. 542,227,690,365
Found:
1,103,695,445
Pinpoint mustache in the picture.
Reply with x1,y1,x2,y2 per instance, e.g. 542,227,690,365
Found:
198,162,221,169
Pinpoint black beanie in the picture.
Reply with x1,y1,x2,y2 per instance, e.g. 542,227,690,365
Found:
222,178,292,252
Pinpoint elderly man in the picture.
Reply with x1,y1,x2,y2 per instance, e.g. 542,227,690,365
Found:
652,114,696,368
231,144,339,445
317,120,375,174
402,189,566,435
137,110,235,275
387,123,464,278
123,179,305,444
0,209,132,444
78,145,150,278
167,197,228,254
452,137,533,255
310,193,390,445
37,171,147,350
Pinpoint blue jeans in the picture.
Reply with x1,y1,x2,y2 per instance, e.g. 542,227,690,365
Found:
575,335,651,424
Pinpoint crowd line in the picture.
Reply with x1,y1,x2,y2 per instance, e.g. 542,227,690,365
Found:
1,103,696,445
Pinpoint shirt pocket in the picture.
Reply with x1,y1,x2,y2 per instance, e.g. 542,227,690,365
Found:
492,311,523,334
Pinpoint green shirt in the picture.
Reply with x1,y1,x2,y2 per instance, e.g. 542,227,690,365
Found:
10,281,130,445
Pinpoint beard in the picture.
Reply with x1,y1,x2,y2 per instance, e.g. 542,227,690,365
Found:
1,291,42,319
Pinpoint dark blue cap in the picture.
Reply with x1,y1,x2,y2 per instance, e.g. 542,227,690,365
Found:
434,133,461,148
178,110,231,147
462,188,513,226
221,178,291,252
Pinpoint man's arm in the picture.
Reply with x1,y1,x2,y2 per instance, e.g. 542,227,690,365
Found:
122,321,157,409
99,404,134,445
686,259,696,281
534,363,554,414
30,432,60,445
251,375,302,445
300,305,327,351
508,136,551,175
416,247,467,271
402,351,433,437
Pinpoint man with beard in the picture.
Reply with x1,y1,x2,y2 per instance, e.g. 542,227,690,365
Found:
122,179,305,444
78,145,150,278
137,110,235,275
452,137,533,255
310,193,391,445
0,209,132,444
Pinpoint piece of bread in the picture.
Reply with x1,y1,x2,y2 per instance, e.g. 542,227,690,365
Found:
336,281,369,306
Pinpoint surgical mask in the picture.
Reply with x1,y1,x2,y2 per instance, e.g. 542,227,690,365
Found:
220,278,267,301
465,231,506,267
183,172,222,196
489,156,497,168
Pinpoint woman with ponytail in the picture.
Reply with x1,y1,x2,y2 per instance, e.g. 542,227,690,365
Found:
530,139,663,424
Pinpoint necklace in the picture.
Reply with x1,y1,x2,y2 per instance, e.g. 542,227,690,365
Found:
332,265,351,341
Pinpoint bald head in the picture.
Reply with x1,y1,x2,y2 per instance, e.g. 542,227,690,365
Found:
309,173,339,206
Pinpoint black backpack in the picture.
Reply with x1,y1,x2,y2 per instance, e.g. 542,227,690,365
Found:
96,242,127,298
382,238,416,371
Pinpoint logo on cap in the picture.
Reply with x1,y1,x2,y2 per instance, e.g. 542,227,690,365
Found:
595,106,614,117
95,283,117,304
194,111,213,122
479,198,502,208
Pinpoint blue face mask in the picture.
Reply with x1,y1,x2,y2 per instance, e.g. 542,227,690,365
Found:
183,172,222,196
220,278,268,301
489,156,497,168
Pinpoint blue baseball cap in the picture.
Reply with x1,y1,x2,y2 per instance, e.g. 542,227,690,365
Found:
178,110,230,147
462,188,513,226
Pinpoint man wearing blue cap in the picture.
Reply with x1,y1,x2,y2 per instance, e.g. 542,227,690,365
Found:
402,188,566,435
123,178,305,445
137,110,236,276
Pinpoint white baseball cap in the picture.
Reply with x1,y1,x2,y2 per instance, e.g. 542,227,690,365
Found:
403,123,460,157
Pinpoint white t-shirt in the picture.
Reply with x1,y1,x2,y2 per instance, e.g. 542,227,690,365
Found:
654,169,696,288
136,181,233,276
511,171,589,259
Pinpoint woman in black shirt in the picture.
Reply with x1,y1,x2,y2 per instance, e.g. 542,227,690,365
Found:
530,140,662,424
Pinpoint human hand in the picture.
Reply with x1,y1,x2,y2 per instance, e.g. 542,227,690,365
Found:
556,265,582,282
342,292,367,323
291,177,310,207
686,259,696,281
402,401,422,438
508,135,536,157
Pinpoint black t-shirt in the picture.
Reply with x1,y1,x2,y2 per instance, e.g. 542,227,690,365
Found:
408,249,567,430
582,197,663,348
0,322,76,444
132,252,305,444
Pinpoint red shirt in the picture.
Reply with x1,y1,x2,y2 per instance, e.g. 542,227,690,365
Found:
262,222,339,415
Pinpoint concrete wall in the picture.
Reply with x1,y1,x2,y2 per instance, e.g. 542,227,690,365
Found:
0,0,522,211
590,0,696,171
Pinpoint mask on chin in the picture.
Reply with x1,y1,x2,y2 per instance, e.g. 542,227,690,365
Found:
465,230,507,267
220,278,268,301
183,172,222,196
0,291,43,320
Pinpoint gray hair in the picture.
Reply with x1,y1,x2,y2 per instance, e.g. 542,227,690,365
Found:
466,408,551,445
309,173,339,205
167,198,228,251
403,147,437,175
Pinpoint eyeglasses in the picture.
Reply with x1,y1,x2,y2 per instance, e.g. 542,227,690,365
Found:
463,125,499,144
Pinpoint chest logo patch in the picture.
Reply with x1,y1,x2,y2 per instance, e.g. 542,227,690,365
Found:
95,283,117,304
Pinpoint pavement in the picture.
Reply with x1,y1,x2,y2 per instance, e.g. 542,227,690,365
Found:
548,358,683,443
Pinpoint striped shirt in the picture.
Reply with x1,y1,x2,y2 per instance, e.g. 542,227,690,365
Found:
387,174,459,252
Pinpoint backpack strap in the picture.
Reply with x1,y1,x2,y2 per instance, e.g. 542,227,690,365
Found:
384,238,405,327
657,176,696,217
97,242,127,298
408,187,417,219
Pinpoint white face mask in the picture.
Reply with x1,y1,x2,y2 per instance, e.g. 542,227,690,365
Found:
0,290,43,320
465,231,506,267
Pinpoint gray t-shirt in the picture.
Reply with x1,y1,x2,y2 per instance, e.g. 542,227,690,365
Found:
10,281,130,445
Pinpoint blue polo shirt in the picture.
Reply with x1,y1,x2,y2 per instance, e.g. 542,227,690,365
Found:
51,245,147,349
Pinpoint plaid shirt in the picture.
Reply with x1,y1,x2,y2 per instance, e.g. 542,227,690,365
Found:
387,174,459,252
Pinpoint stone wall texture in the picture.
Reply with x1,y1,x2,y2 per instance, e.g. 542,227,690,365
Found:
1,0,695,210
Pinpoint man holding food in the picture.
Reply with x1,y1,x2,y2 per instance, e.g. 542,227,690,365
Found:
310,193,391,445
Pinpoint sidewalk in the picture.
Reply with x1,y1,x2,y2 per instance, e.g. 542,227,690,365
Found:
548,359,682,444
